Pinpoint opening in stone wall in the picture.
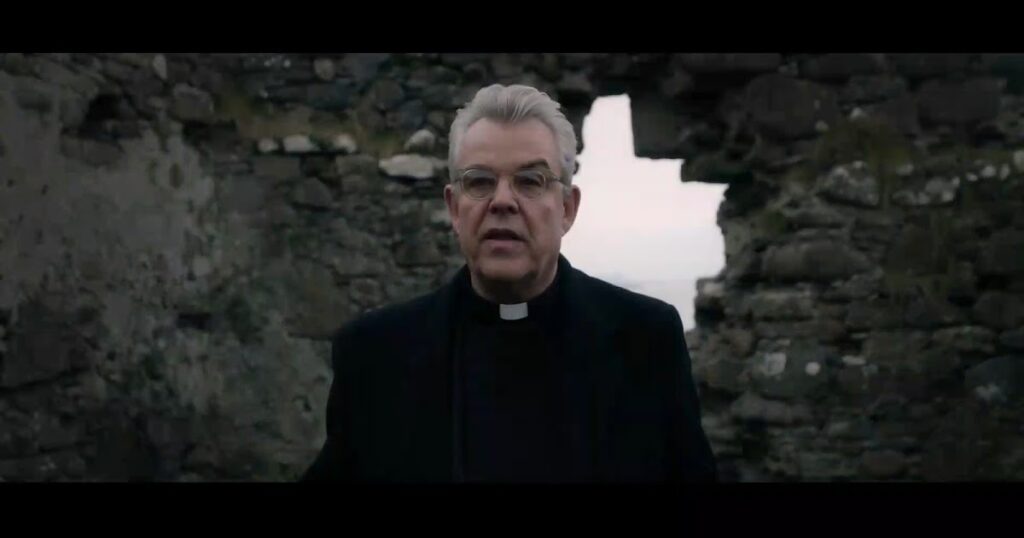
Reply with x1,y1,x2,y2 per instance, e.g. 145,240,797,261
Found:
561,95,728,331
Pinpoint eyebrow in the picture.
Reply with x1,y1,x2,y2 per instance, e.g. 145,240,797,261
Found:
461,160,556,174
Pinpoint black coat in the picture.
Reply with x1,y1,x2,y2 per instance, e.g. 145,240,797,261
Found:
302,255,717,483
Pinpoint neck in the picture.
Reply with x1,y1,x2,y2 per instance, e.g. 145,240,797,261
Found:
469,260,558,304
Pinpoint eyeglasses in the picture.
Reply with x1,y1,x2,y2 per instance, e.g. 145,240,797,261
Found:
457,168,563,200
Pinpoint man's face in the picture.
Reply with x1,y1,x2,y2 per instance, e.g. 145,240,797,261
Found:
444,118,581,294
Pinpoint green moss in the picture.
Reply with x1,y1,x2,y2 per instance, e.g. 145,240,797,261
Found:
214,83,275,126
882,270,957,308
971,147,1016,165
813,117,919,209
214,83,311,140
332,115,404,157
815,117,916,171
947,145,1017,175
213,82,405,157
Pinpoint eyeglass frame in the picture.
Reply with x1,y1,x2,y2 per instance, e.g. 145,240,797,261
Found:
453,163,567,200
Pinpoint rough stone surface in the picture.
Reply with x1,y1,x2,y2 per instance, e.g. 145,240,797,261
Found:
802,54,885,81
391,99,427,131
840,75,908,104
754,319,846,342
340,54,390,83
730,392,813,424
404,129,436,153
60,138,122,167
368,79,405,110
170,84,214,123
866,95,921,134
862,450,907,479
282,134,318,153
257,138,279,154
932,326,996,354
818,161,880,207
659,70,694,98
892,177,961,206
846,299,903,330
978,230,1024,276
395,234,445,267
556,73,594,102
974,292,1024,330
152,55,168,81
313,58,335,82
965,356,1024,403
334,154,378,178
379,154,439,180
694,354,749,394
678,54,781,74
917,79,1004,126
863,332,930,364
761,241,871,282
630,90,682,158
253,156,302,182
1000,329,1024,350
750,341,832,400
891,54,970,78
779,196,849,229
324,133,357,154
3,53,1024,482
748,290,816,321
904,295,967,328
745,74,841,140
291,178,333,209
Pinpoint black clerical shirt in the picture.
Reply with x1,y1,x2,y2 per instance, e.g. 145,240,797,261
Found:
451,269,575,483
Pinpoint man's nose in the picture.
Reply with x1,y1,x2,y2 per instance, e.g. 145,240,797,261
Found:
488,177,519,213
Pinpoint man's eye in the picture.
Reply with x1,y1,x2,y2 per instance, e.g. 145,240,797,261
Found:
465,173,496,188
515,171,546,188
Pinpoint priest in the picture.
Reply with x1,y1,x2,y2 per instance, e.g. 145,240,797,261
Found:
303,83,717,483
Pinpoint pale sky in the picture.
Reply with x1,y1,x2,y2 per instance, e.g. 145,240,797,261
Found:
560,95,727,331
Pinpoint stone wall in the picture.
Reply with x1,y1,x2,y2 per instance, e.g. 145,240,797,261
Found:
671,54,1024,481
0,53,1021,481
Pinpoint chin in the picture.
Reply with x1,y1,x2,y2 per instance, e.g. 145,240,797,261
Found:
475,255,533,283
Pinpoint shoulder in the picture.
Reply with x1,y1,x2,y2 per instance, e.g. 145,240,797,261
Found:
330,286,443,353
569,266,680,327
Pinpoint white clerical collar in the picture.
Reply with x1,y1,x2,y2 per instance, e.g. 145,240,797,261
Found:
499,302,528,321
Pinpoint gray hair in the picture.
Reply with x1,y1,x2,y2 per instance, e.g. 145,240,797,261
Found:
447,84,577,190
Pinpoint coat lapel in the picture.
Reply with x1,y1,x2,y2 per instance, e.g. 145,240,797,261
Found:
557,256,620,481
401,268,463,482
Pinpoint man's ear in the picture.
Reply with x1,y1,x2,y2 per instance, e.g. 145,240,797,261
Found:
561,185,581,235
444,184,460,235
